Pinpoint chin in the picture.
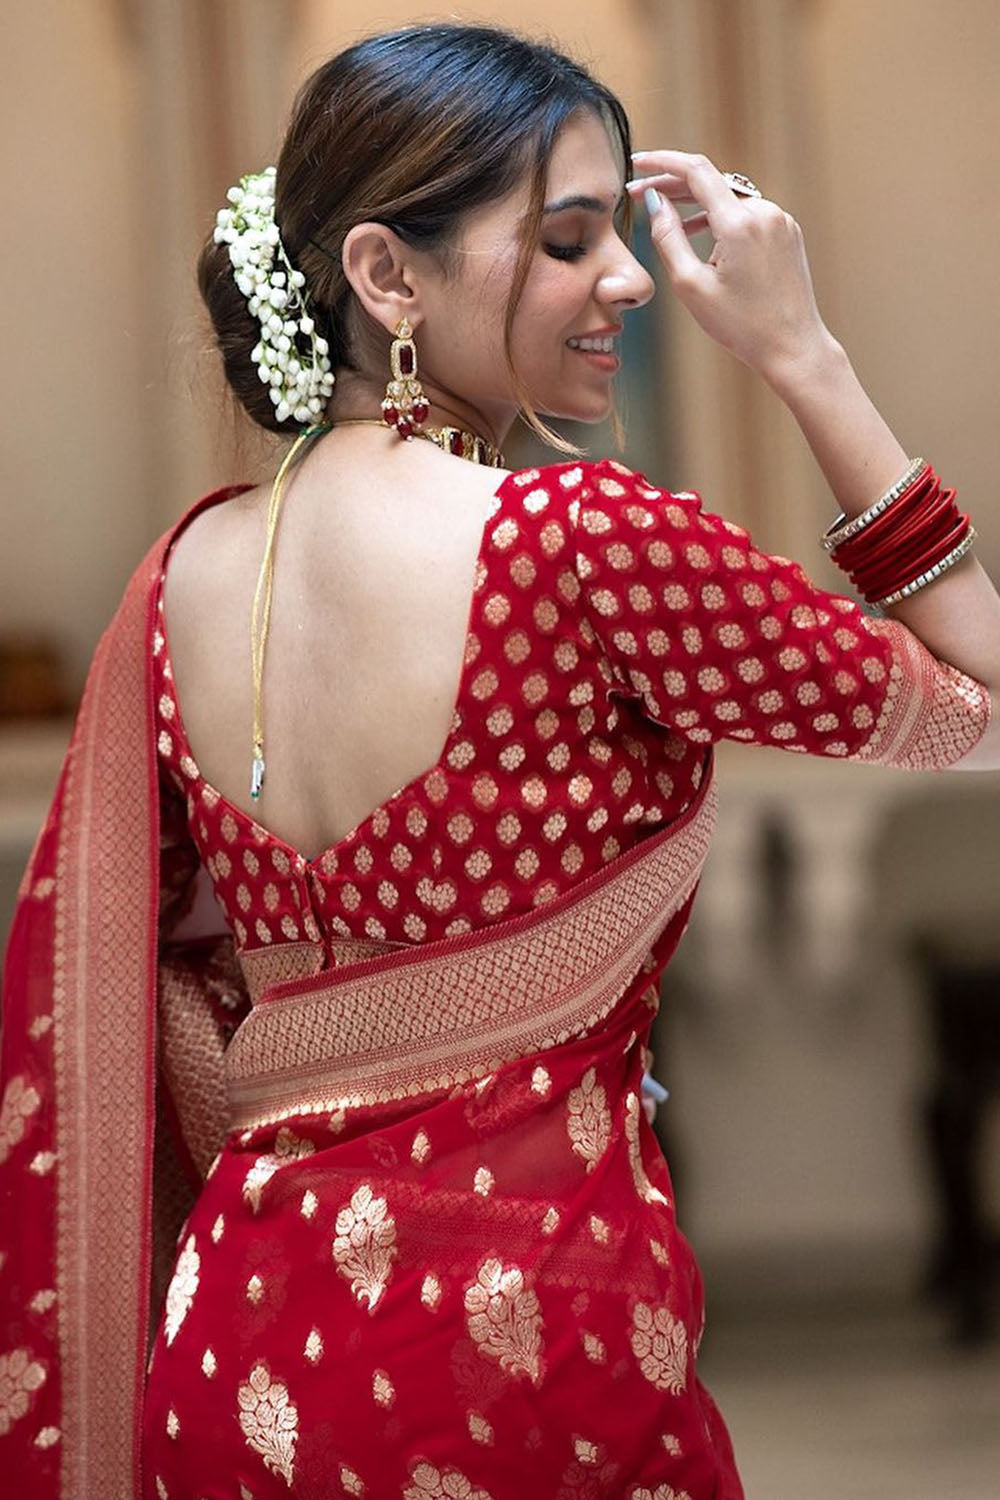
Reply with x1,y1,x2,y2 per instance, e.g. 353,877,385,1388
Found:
538,394,615,426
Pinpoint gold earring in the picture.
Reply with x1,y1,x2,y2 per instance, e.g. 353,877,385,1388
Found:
381,317,429,439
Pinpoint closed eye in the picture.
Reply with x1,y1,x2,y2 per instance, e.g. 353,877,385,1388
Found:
544,243,587,262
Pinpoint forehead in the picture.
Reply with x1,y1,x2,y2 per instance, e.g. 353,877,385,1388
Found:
451,109,624,253
543,110,624,200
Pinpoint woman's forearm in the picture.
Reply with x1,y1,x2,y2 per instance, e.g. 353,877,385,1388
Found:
767,334,1000,736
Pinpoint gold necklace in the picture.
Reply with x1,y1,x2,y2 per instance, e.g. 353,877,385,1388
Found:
250,418,506,802
333,416,506,469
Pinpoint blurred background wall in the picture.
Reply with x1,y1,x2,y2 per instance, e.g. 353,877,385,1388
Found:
1,0,997,1355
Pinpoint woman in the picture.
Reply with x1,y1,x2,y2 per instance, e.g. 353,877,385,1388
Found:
1,21,997,1499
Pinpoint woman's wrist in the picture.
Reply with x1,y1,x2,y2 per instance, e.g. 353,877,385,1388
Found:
759,327,849,405
761,333,912,523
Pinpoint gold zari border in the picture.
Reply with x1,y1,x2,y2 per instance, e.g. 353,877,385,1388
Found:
226,768,717,1128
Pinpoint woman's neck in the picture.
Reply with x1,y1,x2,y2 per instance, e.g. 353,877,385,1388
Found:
325,368,512,447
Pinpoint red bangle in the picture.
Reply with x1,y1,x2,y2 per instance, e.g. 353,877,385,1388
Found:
831,470,941,567
859,516,971,602
822,459,932,553
858,512,968,591
847,491,960,586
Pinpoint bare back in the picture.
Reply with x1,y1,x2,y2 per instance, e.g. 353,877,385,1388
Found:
162,436,510,861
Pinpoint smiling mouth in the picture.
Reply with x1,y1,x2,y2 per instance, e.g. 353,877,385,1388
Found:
566,335,618,353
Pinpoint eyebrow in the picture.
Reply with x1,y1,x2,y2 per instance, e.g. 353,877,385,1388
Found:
542,191,625,216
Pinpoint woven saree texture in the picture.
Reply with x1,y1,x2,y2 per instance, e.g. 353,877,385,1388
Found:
0,459,990,1498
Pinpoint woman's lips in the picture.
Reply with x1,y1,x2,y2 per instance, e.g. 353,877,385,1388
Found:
568,346,620,372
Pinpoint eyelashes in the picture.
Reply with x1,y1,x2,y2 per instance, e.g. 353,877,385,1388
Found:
544,243,587,262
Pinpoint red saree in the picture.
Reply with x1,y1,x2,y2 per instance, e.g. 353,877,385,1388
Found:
0,458,991,1497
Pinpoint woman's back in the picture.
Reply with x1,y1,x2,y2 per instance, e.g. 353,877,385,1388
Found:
157,449,722,961
163,435,511,861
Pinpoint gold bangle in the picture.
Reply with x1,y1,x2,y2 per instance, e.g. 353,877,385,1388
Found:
871,527,977,609
821,457,927,553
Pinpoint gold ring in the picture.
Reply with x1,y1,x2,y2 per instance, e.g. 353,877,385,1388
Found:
723,172,762,199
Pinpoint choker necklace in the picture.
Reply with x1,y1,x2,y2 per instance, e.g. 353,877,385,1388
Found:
249,417,506,802
332,416,506,469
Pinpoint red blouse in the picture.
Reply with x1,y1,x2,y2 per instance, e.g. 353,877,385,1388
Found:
154,458,991,960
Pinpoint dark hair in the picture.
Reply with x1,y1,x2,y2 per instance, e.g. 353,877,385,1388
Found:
197,23,633,443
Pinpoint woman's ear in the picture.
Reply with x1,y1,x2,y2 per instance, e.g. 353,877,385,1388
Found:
340,222,424,334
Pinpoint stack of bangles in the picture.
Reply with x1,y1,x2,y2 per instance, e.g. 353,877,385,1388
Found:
821,457,976,608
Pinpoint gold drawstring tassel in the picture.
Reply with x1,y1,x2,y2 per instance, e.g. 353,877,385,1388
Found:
250,422,331,800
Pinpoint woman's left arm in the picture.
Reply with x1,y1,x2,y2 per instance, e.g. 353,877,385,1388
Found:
766,337,1000,768
631,149,1000,767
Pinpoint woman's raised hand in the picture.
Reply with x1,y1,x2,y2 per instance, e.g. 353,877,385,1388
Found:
628,149,833,387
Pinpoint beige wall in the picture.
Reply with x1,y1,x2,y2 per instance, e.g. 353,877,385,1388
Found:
3,2,149,689
291,2,657,138
802,0,1000,565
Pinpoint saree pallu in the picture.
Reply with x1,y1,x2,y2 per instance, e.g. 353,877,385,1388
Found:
0,492,247,1497
143,765,738,1500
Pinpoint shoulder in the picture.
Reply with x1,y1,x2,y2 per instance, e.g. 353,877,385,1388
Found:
164,484,261,600
508,457,682,505
501,458,688,533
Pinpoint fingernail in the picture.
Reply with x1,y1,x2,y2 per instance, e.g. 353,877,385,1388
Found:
641,1073,669,1104
643,187,662,218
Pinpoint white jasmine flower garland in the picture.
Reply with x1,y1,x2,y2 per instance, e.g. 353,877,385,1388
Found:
213,166,335,425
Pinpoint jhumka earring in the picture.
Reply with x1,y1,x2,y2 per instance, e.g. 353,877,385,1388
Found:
381,317,429,439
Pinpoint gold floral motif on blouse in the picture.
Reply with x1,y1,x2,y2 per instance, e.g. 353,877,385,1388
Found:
630,1303,689,1395
0,1347,46,1435
237,1361,298,1487
565,1068,611,1173
464,1258,544,1387
332,1183,398,1314
163,1234,200,1346
403,1460,494,1500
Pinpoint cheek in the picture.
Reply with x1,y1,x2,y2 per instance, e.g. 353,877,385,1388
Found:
510,270,581,355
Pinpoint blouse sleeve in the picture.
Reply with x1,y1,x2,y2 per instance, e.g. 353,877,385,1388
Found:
567,459,991,771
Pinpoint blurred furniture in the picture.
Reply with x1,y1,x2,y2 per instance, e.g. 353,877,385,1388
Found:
914,938,1000,1343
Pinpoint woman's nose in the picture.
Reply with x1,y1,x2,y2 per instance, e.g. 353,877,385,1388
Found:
599,251,655,310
